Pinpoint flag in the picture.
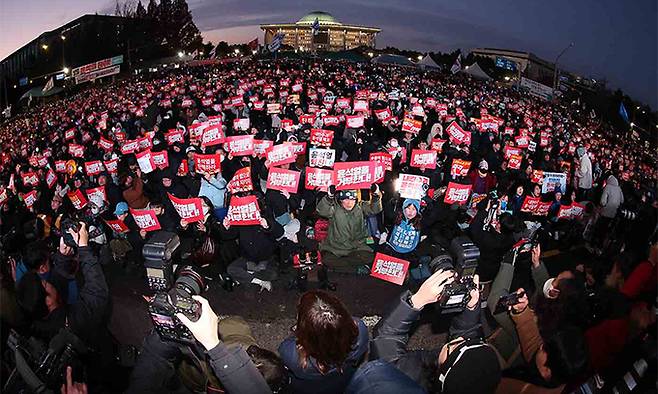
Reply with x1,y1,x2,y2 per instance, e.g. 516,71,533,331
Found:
450,54,462,75
311,17,320,36
208,44,218,59
191,49,199,59
619,102,629,123
248,37,259,51
42,77,54,93
268,32,285,52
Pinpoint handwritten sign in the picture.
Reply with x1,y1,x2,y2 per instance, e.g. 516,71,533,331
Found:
370,253,410,286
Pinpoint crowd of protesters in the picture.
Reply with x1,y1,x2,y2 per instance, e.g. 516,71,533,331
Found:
0,57,656,393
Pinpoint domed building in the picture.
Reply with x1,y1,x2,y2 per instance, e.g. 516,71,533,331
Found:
260,11,380,52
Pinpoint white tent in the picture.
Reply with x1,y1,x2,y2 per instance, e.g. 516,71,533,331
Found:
462,62,493,80
418,54,441,70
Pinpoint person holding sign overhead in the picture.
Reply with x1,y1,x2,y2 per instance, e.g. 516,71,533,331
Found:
317,185,383,274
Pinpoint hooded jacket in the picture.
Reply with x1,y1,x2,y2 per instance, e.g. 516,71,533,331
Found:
575,152,592,189
599,175,624,218
387,199,421,254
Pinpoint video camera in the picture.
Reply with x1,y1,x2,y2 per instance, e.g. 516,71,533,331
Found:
143,231,206,343
4,329,87,393
428,236,480,313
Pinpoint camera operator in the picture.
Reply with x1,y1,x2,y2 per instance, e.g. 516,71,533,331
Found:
370,270,502,393
14,222,111,388
127,295,281,394
468,197,516,284
487,244,550,368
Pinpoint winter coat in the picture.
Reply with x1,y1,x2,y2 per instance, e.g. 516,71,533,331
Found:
278,318,369,394
599,175,624,218
575,153,592,189
317,194,382,256
198,174,227,209
123,177,149,209
387,199,421,254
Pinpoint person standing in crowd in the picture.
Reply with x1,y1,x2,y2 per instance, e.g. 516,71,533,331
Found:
575,146,593,201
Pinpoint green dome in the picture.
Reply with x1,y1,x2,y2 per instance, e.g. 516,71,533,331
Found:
296,11,341,25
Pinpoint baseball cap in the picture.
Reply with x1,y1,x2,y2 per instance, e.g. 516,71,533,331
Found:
114,202,129,216
479,160,489,171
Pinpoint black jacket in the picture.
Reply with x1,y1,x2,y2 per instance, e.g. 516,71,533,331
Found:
370,290,483,391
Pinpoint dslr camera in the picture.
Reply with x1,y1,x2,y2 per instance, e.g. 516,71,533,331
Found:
428,236,480,313
143,231,207,343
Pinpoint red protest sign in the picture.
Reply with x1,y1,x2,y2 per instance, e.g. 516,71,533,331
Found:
333,161,375,190
322,116,340,127
194,153,221,174
353,100,369,113
410,149,437,170
227,195,261,226
370,252,410,286
431,139,447,153
402,117,423,134
446,121,471,146
104,218,129,233
67,189,88,210
265,144,296,168
227,167,253,193
515,135,530,148
520,196,541,213
504,146,522,160
374,108,392,122
84,160,104,176
370,152,393,171
104,158,119,174
55,160,67,173
224,135,255,156
310,129,334,147
267,103,281,114
535,201,552,217
120,140,140,155
130,208,162,232
305,167,333,191
22,190,38,210
508,154,523,170
69,144,85,158
266,167,301,194
299,114,316,125
557,203,585,220
345,115,364,129
165,129,185,145
201,126,225,148
450,159,471,178
99,136,114,151
254,139,274,157
152,150,169,170
85,186,107,208
22,172,39,187
168,193,204,223
444,182,472,205
64,128,76,141
336,97,351,109
531,170,544,184
45,169,57,189
138,136,153,151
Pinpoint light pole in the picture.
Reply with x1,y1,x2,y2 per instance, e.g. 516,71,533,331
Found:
553,42,574,92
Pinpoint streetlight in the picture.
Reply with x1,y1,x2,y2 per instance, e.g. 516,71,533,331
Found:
504,76,510,81
177,51,184,58
63,67,70,74
41,44,48,50
234,48,240,55
553,42,574,91
61,35,66,40
417,54,423,61
367,52,373,58
13,85,16,89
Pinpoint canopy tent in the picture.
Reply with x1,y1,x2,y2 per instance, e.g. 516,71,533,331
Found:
462,62,493,80
418,54,441,70
19,86,65,101
371,54,416,67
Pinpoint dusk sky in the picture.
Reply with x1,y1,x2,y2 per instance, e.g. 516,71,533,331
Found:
1,0,656,108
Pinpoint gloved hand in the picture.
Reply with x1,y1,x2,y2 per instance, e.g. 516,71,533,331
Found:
378,232,388,245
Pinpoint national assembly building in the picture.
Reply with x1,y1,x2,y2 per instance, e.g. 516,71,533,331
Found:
260,11,381,52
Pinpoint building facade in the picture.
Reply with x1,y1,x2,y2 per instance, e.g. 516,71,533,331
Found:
470,47,556,87
260,11,380,52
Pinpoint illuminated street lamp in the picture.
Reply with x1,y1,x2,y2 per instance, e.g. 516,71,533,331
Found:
61,35,66,40
41,44,48,50
368,52,373,58
63,67,70,74
234,49,241,55
417,54,423,61
504,76,510,81
177,51,184,58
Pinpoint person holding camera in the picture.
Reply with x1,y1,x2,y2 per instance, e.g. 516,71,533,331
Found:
128,295,284,394
370,269,501,393
317,185,383,274
14,222,111,389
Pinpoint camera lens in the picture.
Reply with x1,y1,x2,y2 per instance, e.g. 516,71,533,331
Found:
175,266,205,295
428,252,454,274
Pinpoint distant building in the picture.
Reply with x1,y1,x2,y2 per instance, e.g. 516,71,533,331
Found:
260,11,381,52
470,47,556,86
